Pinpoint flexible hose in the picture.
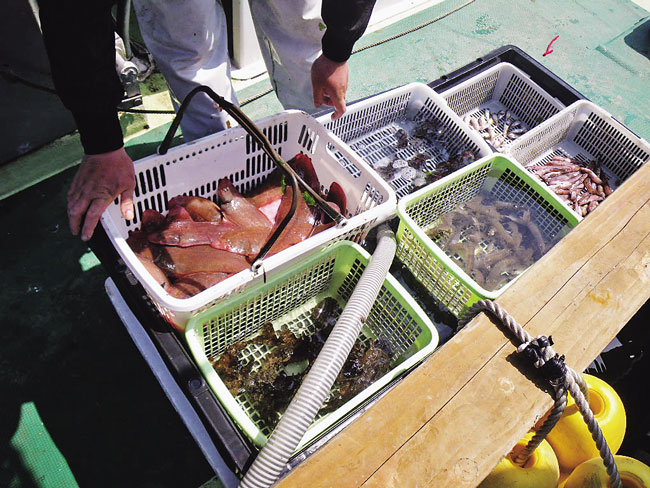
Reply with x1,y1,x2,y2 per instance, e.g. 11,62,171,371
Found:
239,225,397,488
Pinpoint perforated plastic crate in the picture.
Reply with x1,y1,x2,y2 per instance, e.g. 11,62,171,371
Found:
507,100,650,216
184,240,438,451
442,62,565,152
396,154,579,318
317,82,492,199
100,111,397,330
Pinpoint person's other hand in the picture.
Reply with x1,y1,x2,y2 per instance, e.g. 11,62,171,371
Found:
67,147,135,241
311,55,348,120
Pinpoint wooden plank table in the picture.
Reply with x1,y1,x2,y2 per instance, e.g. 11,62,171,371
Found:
277,160,650,488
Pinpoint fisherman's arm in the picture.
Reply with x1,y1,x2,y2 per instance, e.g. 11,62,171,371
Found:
38,0,135,240
312,0,377,119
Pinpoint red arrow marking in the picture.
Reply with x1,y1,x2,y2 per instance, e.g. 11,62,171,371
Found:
543,35,560,56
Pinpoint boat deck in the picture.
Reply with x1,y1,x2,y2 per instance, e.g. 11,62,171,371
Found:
1,0,649,487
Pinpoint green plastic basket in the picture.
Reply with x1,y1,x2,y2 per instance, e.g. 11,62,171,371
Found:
396,154,580,318
185,241,438,451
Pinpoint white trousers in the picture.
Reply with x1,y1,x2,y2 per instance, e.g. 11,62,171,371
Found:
132,0,323,141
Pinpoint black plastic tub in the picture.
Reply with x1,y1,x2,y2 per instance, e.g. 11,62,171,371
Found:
428,44,586,105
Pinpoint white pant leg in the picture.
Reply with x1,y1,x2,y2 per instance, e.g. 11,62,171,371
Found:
248,0,323,113
132,0,238,141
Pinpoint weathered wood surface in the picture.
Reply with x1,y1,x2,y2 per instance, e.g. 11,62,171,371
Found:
276,160,650,488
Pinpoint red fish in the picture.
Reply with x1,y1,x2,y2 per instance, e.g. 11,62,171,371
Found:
126,229,153,256
267,185,317,257
153,245,249,276
138,255,171,288
167,272,230,299
210,226,271,257
167,205,194,222
313,181,347,228
247,170,284,209
127,230,172,287
288,153,321,194
141,209,166,233
326,182,347,217
246,169,285,224
218,178,273,229
168,195,222,222
311,200,340,235
147,220,239,247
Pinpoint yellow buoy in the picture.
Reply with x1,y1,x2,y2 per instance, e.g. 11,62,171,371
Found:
546,374,626,472
478,432,560,487
563,455,650,488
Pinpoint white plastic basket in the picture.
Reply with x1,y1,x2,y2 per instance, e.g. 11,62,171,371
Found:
507,100,650,217
441,62,565,152
317,82,492,199
100,110,397,329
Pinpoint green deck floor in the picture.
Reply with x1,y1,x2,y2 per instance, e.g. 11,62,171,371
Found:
1,0,649,486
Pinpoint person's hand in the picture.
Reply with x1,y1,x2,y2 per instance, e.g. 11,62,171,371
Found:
67,147,135,241
311,55,349,120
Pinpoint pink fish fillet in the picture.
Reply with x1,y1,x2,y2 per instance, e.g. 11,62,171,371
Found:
257,199,283,225
168,195,222,222
218,178,273,229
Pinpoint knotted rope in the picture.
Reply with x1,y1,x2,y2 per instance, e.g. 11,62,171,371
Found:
460,300,622,488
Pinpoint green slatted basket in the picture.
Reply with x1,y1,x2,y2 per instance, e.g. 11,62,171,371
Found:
185,240,438,452
396,154,580,318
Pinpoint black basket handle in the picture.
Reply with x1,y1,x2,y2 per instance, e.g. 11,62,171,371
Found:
157,86,346,269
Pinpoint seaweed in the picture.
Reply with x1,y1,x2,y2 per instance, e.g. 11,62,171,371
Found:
210,297,393,429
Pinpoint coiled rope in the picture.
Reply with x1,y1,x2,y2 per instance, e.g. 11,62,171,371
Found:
460,299,622,488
